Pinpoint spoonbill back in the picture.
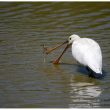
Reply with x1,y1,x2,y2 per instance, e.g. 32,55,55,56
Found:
44,34,103,78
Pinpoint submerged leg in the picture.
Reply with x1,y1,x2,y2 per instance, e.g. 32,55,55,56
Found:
86,66,91,72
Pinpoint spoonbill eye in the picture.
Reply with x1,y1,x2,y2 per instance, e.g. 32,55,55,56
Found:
70,38,71,40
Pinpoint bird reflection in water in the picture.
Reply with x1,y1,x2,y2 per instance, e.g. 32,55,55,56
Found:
69,76,102,108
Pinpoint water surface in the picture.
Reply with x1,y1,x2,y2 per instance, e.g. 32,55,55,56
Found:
0,2,110,108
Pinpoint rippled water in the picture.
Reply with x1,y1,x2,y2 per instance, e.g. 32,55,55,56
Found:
0,2,110,108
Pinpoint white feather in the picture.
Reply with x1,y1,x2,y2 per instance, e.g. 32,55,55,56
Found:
70,37,102,74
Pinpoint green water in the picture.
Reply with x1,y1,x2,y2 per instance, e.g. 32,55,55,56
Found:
0,2,110,108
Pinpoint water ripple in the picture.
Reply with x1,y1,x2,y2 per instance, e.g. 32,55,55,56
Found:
0,2,110,108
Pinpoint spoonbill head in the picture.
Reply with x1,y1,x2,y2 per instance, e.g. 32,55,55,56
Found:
68,34,80,44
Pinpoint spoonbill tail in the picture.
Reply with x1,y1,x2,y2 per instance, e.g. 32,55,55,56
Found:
44,34,103,78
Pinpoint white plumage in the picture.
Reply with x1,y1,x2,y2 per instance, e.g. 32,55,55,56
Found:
68,34,102,74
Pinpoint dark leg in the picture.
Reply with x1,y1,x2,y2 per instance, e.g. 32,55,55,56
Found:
86,66,90,72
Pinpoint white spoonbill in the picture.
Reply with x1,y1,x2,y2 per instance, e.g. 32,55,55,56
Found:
44,34,103,78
